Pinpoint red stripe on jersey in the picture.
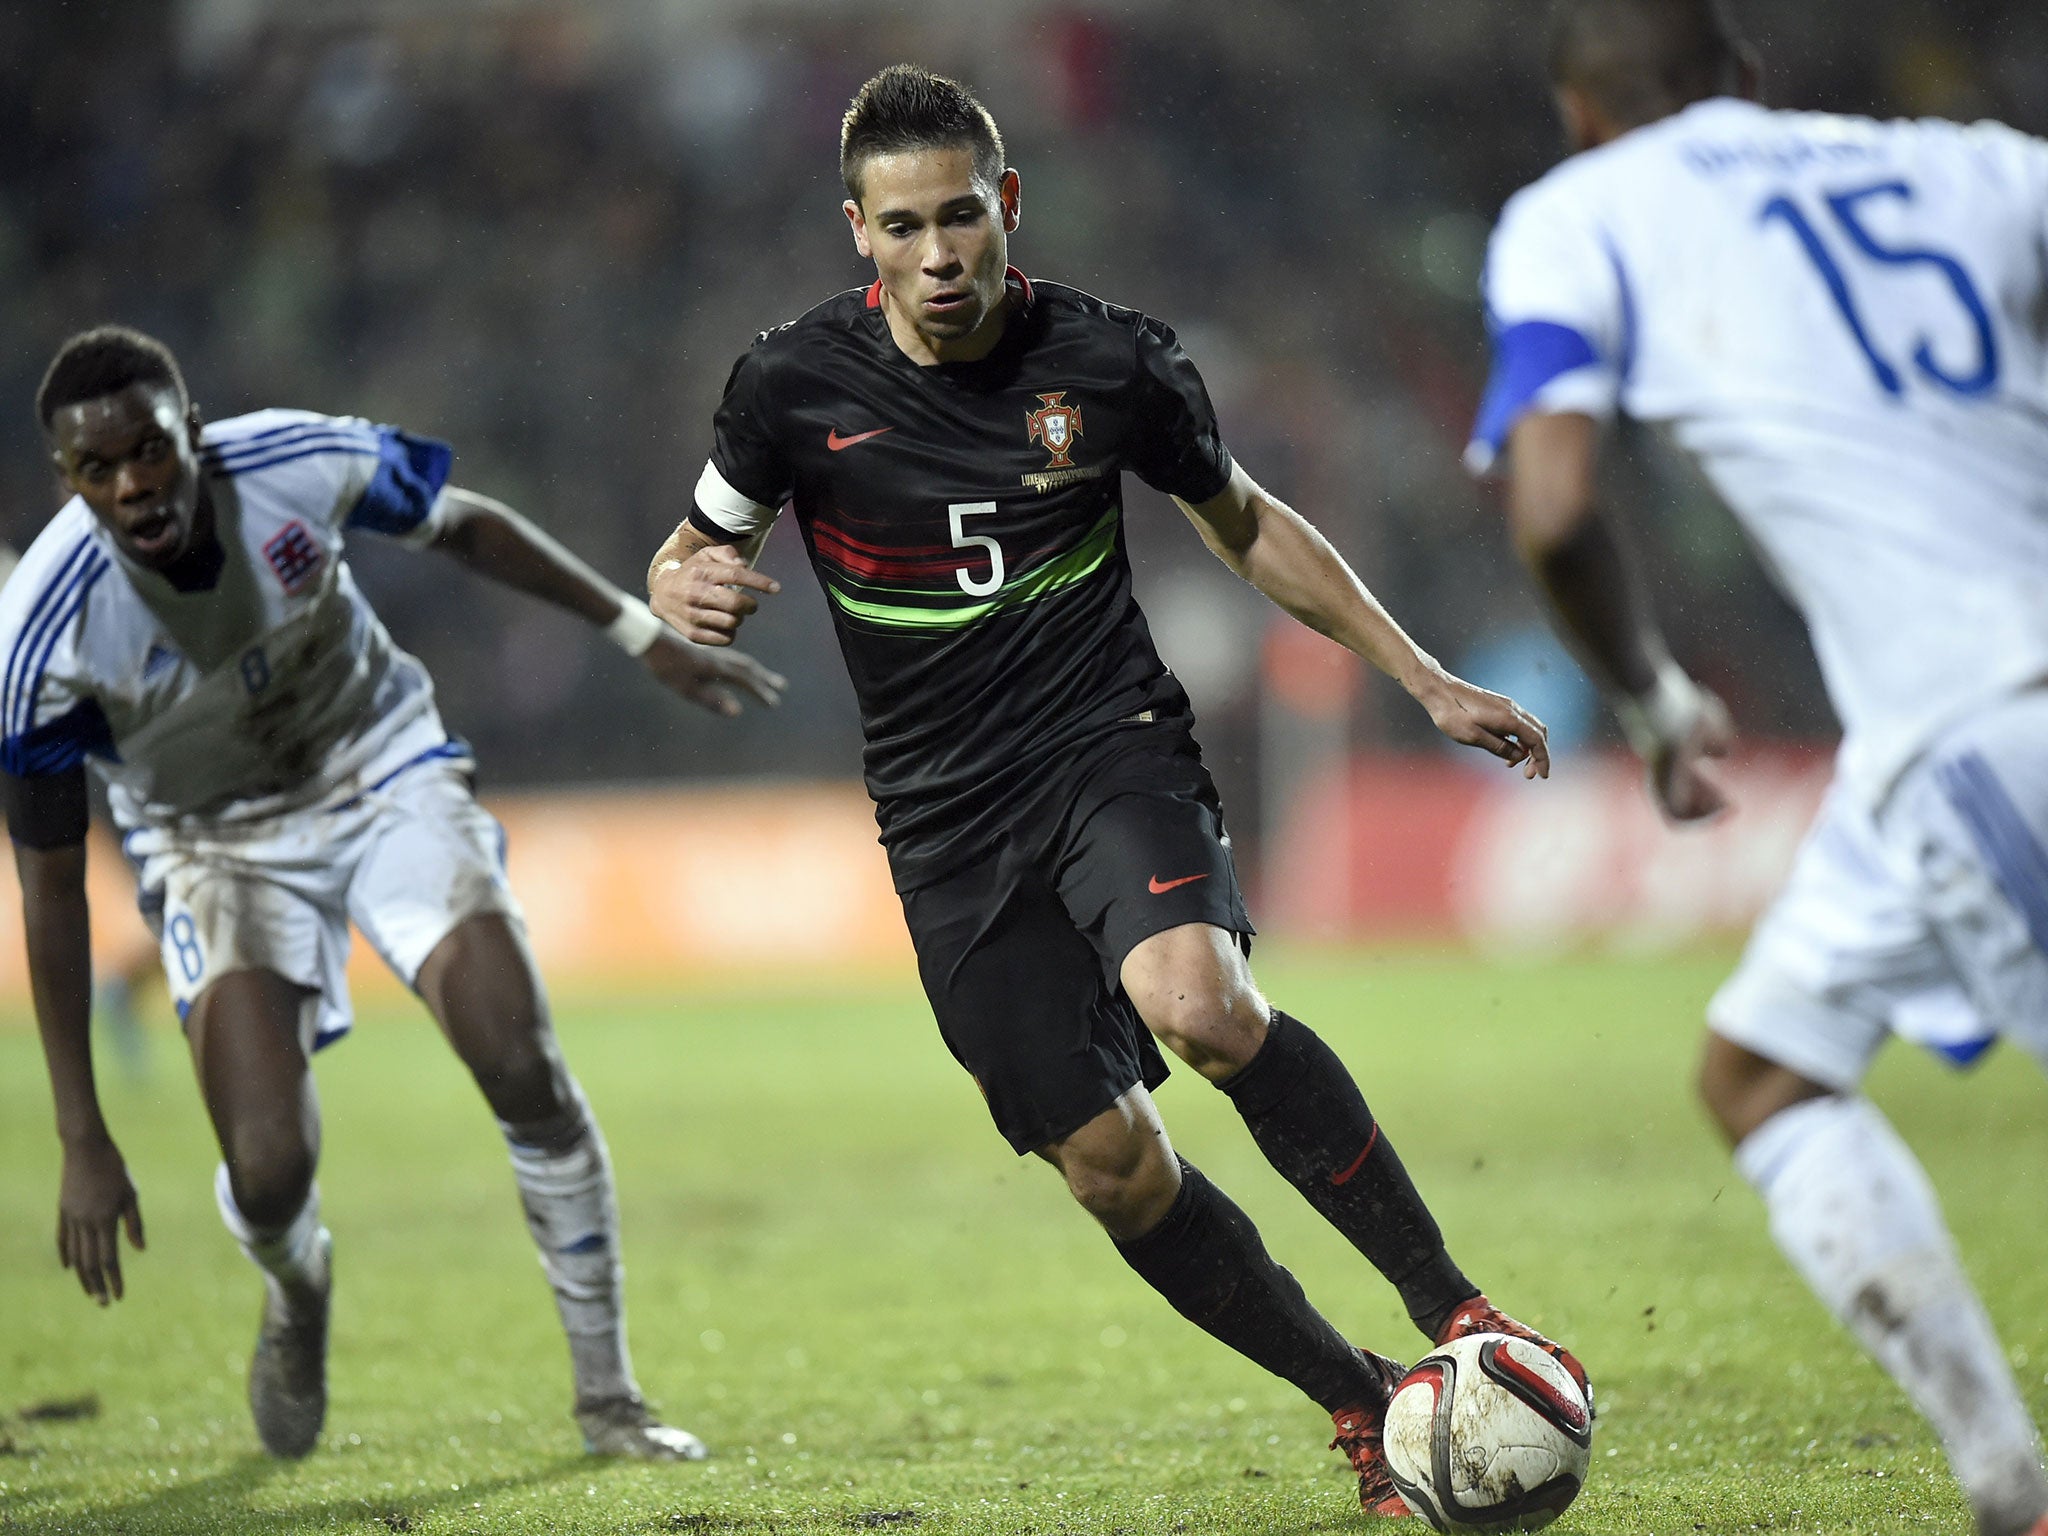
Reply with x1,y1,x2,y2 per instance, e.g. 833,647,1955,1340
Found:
812,523,957,582
813,520,952,561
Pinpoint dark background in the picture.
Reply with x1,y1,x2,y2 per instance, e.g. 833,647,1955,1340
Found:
9,0,2041,822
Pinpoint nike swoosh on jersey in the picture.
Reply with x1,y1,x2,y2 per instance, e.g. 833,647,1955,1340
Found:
1148,873,1210,894
826,427,895,451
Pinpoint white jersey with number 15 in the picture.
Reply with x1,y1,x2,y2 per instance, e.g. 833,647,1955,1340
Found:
1472,96,2048,802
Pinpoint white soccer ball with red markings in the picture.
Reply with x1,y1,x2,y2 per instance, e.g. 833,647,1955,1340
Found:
1381,1332,1593,1533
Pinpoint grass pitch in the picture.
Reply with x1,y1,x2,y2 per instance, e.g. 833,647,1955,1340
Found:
2,947,2043,1534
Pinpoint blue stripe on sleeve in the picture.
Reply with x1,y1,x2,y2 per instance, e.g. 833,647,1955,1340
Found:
206,435,381,478
15,555,110,744
203,420,377,467
0,696,116,776
8,549,107,738
1468,320,1603,463
3,537,95,737
345,428,454,537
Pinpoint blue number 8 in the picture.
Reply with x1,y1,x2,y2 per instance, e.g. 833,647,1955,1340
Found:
168,914,204,984
1759,178,1999,399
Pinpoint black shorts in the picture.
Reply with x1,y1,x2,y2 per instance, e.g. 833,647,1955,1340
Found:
897,728,1253,1154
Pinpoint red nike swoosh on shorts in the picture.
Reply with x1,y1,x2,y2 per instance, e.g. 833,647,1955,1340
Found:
1148,873,1210,895
826,427,895,451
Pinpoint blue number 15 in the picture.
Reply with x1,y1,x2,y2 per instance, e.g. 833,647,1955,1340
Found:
1758,178,1999,399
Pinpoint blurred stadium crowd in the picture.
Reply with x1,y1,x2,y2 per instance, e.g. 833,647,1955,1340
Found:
5,0,2041,818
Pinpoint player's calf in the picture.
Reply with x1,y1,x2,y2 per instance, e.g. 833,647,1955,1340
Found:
499,1081,673,1444
1219,1011,1479,1336
1114,1156,1404,1428
1739,1094,2048,1536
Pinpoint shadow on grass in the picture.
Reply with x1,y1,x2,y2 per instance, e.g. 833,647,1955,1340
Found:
75,1451,595,1535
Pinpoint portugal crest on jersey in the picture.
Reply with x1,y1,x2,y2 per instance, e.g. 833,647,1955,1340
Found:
1026,391,1084,469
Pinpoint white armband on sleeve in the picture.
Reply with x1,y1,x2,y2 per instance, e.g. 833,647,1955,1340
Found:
693,461,781,541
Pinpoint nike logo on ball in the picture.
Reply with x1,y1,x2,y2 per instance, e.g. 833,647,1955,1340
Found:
827,427,894,451
1148,873,1210,894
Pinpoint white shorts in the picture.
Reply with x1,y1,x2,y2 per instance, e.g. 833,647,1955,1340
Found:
1709,689,2048,1089
126,750,522,1053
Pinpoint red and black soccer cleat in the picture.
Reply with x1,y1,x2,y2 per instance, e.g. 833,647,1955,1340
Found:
1434,1294,1593,1417
1329,1349,1413,1519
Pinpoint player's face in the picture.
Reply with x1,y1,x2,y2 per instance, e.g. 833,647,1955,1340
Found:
51,383,207,570
845,148,1021,364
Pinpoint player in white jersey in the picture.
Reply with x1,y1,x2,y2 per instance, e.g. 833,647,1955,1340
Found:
7,327,784,1462
1475,4,2048,1533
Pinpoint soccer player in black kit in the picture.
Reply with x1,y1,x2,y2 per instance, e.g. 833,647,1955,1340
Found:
648,66,1590,1515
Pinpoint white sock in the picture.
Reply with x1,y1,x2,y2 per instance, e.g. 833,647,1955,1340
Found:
502,1084,637,1407
213,1162,329,1309
1736,1095,2048,1536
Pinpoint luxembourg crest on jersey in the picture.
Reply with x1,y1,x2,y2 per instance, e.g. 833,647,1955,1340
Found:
1026,391,1084,469
263,519,325,595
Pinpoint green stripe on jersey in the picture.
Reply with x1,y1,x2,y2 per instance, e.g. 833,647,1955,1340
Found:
825,507,1119,631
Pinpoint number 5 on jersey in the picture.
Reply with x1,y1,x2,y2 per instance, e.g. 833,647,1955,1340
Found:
949,502,1004,597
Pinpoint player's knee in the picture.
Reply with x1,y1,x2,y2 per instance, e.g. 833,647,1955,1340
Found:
1141,981,1266,1081
1050,1130,1179,1238
1061,1155,1176,1238
225,1135,315,1230
1697,1032,1830,1147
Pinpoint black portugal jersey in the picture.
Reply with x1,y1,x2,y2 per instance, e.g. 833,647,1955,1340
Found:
691,271,1234,889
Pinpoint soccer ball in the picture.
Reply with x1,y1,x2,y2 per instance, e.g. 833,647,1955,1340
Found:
1381,1332,1593,1533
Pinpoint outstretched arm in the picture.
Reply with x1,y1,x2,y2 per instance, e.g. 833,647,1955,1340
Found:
1503,411,1731,820
1178,463,1549,778
7,772,144,1305
428,487,783,715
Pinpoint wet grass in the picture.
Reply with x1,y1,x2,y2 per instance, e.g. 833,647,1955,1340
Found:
2,947,2041,1533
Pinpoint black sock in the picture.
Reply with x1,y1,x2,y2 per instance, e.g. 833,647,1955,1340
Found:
1220,1011,1477,1339
1112,1159,1384,1414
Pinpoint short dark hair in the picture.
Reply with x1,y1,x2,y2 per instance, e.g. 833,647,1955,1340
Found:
36,325,188,431
840,65,1006,205
1548,0,1745,127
